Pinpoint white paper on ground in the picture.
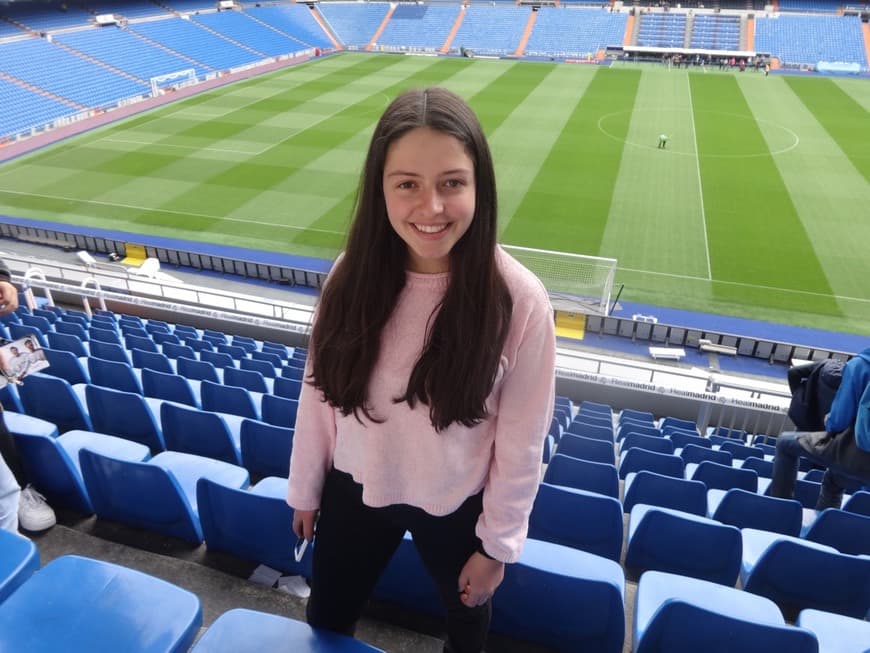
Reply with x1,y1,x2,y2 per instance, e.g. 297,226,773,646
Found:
277,575,311,598
249,564,282,587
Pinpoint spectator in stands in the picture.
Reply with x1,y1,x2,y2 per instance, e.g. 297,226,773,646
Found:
0,453,19,533
0,260,56,532
771,348,870,510
288,87,555,653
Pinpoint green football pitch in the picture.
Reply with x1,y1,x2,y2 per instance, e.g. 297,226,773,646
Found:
0,53,868,335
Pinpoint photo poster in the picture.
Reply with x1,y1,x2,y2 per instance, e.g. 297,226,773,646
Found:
0,336,50,388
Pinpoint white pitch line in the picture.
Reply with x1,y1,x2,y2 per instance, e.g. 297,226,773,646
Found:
102,137,262,156
617,265,870,305
0,188,345,237
687,76,712,281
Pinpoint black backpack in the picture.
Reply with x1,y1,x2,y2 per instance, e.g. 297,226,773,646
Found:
787,359,844,431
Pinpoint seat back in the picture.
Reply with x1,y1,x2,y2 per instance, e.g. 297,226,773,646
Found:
240,419,293,479
542,454,619,498
54,320,89,341
804,508,870,556
680,443,733,466
141,367,199,407
0,529,39,604
239,357,277,379
88,326,121,345
217,343,246,360
528,483,623,561
843,490,870,517
250,350,283,369
9,426,89,513
566,420,614,443
260,394,298,429
492,539,625,653
151,331,181,346
79,449,203,543
124,334,158,354
618,447,684,480
200,380,258,420
692,461,758,493
88,340,129,364
197,477,310,577
718,440,765,461
223,366,269,394
162,342,196,360
42,348,89,385
85,384,164,452
161,402,241,465
131,349,174,374
668,431,711,450
556,433,615,465
45,331,88,357
87,357,142,394
18,373,93,433
711,488,802,536
621,432,675,456
200,349,235,370
177,356,219,383
623,470,707,515
273,376,302,400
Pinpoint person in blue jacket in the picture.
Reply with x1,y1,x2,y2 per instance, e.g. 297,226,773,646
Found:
770,348,870,509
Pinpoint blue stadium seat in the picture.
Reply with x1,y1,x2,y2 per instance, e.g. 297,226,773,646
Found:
200,379,259,420
543,454,619,498
708,488,802,536
42,348,89,385
618,447,684,480
80,449,249,544
184,338,214,354
161,402,243,465
528,483,623,562
197,476,311,578
18,372,92,433
619,408,654,424
620,433,674,456
802,507,870,556
87,356,142,394
46,330,89,357
88,340,130,364
54,320,89,342
151,331,181,346
176,356,220,383
668,431,711,450
556,433,615,465
250,350,284,369
223,366,270,394
491,539,625,653
273,376,302,400
190,609,383,652
125,333,159,354
740,528,870,619
260,394,298,429
688,460,758,492
141,367,200,408
9,323,47,348
717,440,765,461
617,423,661,441
566,420,614,443
10,423,150,515
796,609,870,653
0,528,39,604
199,349,235,370
634,571,818,653
741,456,774,478
371,531,445,619
131,349,175,374
680,443,733,466
85,384,165,452
239,357,277,379
843,490,870,516
239,419,293,478
88,326,122,345
625,504,741,585
0,555,202,652
623,470,707,515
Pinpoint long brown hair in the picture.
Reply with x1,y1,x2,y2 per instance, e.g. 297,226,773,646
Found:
309,87,512,431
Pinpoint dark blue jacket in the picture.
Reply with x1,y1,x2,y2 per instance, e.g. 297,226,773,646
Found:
826,348,870,435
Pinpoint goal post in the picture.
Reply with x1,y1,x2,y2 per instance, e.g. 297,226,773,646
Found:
502,245,617,315
150,69,198,97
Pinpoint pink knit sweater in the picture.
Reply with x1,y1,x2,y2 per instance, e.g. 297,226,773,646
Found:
287,247,556,563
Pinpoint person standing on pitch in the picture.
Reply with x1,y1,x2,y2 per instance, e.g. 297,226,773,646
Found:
287,87,556,653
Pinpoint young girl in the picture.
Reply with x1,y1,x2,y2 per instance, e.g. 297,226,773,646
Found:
287,87,556,653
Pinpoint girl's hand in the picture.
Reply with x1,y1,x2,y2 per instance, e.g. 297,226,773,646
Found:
457,551,504,607
292,509,318,541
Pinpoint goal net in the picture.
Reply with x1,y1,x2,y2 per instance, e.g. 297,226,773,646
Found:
502,245,617,315
150,69,198,97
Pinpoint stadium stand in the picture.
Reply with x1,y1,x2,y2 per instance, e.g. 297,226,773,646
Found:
524,7,627,58
755,14,867,68
375,4,459,52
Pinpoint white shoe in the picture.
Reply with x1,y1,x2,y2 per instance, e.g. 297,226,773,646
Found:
18,485,56,531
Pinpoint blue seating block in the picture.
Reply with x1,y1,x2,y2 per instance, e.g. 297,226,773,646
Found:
0,555,202,652
0,528,38,604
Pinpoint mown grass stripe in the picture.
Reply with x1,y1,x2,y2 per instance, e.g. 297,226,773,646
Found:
501,67,641,254
786,76,870,183
689,74,839,315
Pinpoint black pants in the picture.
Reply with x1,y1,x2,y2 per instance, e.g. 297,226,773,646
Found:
0,409,25,488
307,468,490,653
770,427,870,509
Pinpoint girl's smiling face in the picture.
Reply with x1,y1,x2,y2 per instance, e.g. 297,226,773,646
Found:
383,127,476,274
